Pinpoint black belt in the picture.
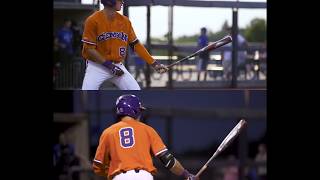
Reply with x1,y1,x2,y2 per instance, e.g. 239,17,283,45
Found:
86,60,122,64
122,169,140,174
111,169,140,179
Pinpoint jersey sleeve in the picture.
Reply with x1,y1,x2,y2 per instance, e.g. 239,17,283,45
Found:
92,131,110,177
126,19,155,64
147,126,167,156
81,17,98,60
82,17,97,47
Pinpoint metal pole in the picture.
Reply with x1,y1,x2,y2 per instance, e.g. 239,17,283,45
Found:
96,92,101,133
167,6,174,89
145,5,151,88
238,90,249,180
231,8,238,88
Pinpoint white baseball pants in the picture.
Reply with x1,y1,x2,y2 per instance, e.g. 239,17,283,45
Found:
82,60,141,90
112,169,153,180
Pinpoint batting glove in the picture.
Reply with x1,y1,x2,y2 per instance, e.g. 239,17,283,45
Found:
102,60,124,76
181,169,199,180
151,60,168,74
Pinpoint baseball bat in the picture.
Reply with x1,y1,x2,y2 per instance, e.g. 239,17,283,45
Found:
195,119,247,178
166,35,232,69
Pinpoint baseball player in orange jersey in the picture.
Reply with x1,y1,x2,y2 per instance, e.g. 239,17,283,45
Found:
93,94,199,180
81,0,168,90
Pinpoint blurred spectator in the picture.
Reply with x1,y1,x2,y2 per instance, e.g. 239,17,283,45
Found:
197,27,210,81
258,43,267,78
246,166,258,180
53,34,61,87
222,27,249,80
57,19,74,58
53,34,61,65
222,43,232,80
235,32,248,79
133,54,145,81
255,143,267,180
53,133,80,180
224,166,238,180
223,155,239,180
71,20,82,56
56,19,74,87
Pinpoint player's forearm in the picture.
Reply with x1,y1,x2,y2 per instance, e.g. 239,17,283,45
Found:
134,43,155,65
169,159,186,176
86,48,106,64
92,162,108,177
157,150,188,177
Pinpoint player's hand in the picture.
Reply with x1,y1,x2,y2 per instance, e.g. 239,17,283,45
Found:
102,60,124,76
185,174,199,180
151,60,168,74
182,170,199,180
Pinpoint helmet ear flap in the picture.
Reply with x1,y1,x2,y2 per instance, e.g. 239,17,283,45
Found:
133,109,137,115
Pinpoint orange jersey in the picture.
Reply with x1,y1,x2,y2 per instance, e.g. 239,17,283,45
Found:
82,10,137,63
93,117,167,179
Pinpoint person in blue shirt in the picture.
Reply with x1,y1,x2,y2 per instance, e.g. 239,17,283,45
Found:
56,19,74,87
57,19,74,56
197,27,210,81
133,54,146,81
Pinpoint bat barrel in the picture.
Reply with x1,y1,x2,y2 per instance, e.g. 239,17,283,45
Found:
195,119,247,178
166,36,232,68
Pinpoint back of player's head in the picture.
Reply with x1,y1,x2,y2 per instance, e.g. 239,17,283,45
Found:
115,94,146,119
101,0,116,7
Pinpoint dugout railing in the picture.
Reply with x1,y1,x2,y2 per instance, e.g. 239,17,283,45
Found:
53,44,266,90
54,57,86,90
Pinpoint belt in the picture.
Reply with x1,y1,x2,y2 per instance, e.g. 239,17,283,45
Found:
86,59,122,64
109,60,122,64
111,169,140,179
112,61,122,64
122,169,140,173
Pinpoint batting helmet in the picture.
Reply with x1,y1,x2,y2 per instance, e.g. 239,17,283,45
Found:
101,0,116,7
116,94,146,119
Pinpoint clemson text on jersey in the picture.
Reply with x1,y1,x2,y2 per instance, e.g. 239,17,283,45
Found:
97,32,128,42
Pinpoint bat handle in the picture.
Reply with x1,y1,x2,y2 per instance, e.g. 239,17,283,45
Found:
195,165,207,178
166,63,175,69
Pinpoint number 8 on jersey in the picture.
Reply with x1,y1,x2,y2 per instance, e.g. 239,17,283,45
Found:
119,127,135,148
